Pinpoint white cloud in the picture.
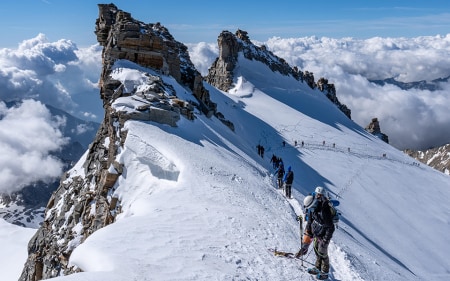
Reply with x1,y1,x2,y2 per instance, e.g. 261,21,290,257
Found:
0,100,68,193
82,111,97,120
186,42,218,76
0,34,103,122
73,123,94,135
188,34,450,149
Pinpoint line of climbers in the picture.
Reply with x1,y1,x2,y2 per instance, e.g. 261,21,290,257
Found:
270,154,294,199
263,139,421,167
260,138,419,279
266,148,338,280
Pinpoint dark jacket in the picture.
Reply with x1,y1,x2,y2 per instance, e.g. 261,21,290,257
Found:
277,167,285,178
284,166,294,184
305,199,335,242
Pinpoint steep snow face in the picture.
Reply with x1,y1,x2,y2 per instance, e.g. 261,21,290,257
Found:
7,53,450,281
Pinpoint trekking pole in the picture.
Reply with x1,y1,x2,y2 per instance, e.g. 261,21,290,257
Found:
296,215,303,267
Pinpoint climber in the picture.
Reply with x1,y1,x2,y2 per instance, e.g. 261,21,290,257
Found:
283,166,294,198
297,187,335,280
275,161,285,189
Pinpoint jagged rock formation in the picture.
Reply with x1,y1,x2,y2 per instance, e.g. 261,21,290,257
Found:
206,29,351,119
365,117,389,144
404,144,450,175
19,4,227,280
95,3,215,117
19,117,120,280
316,78,351,118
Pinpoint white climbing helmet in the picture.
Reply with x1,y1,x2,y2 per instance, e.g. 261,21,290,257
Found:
303,195,317,209
315,186,324,195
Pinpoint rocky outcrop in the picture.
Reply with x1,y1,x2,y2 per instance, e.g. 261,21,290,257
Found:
95,3,215,117
365,117,389,144
404,144,450,175
317,77,351,119
205,30,239,91
206,29,351,118
19,4,224,280
206,29,303,92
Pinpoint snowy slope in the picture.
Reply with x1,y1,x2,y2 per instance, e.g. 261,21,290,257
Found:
6,53,450,281
0,219,36,281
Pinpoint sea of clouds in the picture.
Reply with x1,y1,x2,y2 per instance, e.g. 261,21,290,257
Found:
1,33,449,191
0,99,67,193
0,33,103,121
188,34,450,150
0,34,102,192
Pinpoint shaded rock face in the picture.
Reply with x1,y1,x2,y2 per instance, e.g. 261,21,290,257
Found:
365,117,389,144
317,78,351,119
19,4,223,280
19,118,123,280
206,29,303,92
206,29,351,119
404,144,450,175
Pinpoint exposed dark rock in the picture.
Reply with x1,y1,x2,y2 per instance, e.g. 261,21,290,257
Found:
404,144,450,175
317,77,351,119
95,3,216,117
365,117,389,144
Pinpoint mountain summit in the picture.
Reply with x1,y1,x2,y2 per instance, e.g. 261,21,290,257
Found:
18,4,450,281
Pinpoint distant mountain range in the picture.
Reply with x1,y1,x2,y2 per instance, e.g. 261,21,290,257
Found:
0,101,99,227
370,77,450,173
404,144,450,175
370,75,450,91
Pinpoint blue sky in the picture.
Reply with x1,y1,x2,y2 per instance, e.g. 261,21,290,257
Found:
1,0,450,47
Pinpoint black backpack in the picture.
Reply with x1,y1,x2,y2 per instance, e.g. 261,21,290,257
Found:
327,200,340,227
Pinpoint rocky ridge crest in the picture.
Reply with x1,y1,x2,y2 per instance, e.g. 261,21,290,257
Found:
19,4,223,280
206,29,351,119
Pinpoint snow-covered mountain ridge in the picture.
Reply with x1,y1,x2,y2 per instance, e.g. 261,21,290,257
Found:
405,144,450,175
206,29,351,119
17,4,450,281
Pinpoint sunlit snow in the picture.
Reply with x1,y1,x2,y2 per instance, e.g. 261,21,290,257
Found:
2,53,449,281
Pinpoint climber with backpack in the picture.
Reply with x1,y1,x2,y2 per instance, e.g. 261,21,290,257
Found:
283,166,294,198
274,161,285,189
296,186,335,280
304,186,340,228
